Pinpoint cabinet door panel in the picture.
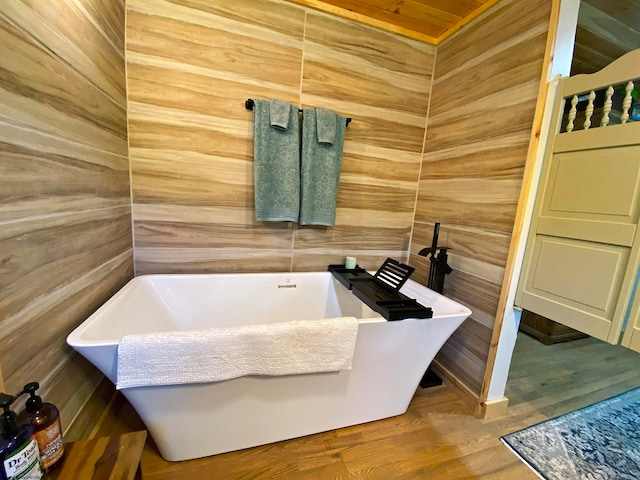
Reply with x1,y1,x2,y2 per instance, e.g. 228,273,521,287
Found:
520,235,629,341
537,146,640,246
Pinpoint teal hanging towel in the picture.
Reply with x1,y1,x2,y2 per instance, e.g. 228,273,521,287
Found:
300,107,346,226
252,98,300,222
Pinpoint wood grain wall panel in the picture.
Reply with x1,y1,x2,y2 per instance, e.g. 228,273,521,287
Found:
0,209,132,379
0,121,130,221
425,91,539,153
445,308,494,361
0,0,131,433
580,0,640,30
326,115,426,153
128,141,253,207
293,252,410,273
43,353,105,441
1,0,126,105
0,17,128,157
0,208,131,321
134,204,293,274
411,0,552,396
126,9,303,89
134,208,292,249
415,178,524,234
418,141,529,179
571,29,623,77
135,249,294,275
304,11,435,83
79,0,126,53
63,377,115,442
410,222,510,271
301,58,429,116
571,0,640,75
292,11,434,270
127,0,305,273
432,0,550,81
128,0,434,274
443,270,502,329
437,320,493,392
295,224,412,251
1,252,132,404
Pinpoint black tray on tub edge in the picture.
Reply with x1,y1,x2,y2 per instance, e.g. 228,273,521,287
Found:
327,264,369,290
328,261,433,321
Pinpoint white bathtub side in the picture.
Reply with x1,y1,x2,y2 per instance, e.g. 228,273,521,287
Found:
67,271,472,461
122,310,468,461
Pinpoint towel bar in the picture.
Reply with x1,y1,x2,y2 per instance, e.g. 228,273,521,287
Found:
245,98,352,126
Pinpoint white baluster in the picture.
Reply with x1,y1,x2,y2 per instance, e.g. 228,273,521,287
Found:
583,90,596,130
600,86,614,127
621,81,634,124
566,95,578,132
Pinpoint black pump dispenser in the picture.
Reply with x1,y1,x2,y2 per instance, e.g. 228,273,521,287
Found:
22,383,43,414
0,393,18,438
17,382,64,473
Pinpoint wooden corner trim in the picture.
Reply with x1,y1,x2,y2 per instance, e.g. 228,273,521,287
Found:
478,396,510,419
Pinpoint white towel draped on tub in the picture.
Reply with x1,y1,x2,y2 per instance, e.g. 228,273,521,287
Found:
116,317,359,390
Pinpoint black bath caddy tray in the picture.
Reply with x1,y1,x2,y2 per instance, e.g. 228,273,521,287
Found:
328,258,433,321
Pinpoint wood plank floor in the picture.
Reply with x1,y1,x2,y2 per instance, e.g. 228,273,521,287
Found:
95,332,640,479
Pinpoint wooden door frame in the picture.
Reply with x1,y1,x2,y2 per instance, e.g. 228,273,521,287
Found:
476,0,579,417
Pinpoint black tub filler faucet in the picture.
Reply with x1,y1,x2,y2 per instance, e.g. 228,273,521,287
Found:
418,222,452,295
418,222,453,389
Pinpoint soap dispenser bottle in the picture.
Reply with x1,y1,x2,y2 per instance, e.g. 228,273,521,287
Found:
17,383,64,473
0,392,43,480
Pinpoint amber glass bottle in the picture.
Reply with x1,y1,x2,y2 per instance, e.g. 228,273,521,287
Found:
17,383,64,473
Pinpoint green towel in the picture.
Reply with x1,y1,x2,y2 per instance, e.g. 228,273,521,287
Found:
316,107,336,144
270,99,290,130
300,108,345,226
253,99,300,222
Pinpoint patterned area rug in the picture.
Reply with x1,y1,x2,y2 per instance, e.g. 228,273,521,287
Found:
501,387,640,480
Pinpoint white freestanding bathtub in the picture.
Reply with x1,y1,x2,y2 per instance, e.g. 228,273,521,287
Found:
67,272,471,461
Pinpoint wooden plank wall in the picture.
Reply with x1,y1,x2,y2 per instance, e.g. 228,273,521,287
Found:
410,0,553,394
127,0,435,275
0,0,557,430
0,0,132,429
572,0,640,75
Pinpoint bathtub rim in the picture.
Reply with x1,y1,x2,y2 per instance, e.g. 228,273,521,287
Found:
67,271,472,348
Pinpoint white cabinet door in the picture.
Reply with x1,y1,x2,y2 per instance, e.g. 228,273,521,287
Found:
516,51,640,346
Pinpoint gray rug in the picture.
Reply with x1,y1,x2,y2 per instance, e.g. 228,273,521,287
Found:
501,387,640,479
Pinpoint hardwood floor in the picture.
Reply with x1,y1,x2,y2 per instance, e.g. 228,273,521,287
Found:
95,332,640,479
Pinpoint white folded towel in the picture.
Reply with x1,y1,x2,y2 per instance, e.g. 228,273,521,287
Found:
116,317,359,390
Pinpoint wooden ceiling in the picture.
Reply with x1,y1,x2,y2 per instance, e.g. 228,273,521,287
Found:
286,0,503,44
287,0,640,73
